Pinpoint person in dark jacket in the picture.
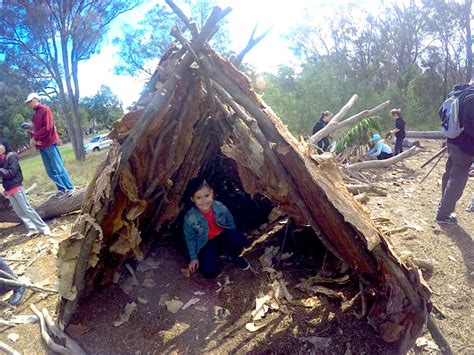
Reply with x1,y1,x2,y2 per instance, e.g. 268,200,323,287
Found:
0,140,51,236
25,93,74,199
435,80,474,224
312,111,333,153
390,108,406,155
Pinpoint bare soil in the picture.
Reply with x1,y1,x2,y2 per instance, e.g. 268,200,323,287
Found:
0,139,472,354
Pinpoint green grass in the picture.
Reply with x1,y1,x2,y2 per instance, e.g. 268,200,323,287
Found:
20,145,108,194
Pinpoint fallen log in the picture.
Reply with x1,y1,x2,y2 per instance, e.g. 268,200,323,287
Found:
405,131,444,139
346,146,422,171
0,189,85,223
346,184,388,196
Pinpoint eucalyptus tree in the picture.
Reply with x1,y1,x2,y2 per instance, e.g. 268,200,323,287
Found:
0,0,141,160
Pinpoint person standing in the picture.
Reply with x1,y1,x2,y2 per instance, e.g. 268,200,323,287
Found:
390,108,406,155
0,140,52,237
25,93,74,198
435,81,474,224
312,111,333,153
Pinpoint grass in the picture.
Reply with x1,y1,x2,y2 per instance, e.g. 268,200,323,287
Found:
20,145,108,195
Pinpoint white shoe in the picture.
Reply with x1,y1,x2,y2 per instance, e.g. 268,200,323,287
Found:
41,229,53,237
26,230,39,237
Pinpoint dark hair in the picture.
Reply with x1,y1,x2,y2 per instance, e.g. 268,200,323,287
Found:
0,139,14,153
184,177,212,201
320,111,332,120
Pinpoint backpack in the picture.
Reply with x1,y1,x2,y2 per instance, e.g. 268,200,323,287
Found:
438,91,463,139
439,84,474,138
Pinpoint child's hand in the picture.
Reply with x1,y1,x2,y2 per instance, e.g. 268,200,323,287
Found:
188,259,199,273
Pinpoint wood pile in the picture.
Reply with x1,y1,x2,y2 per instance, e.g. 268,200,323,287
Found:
54,2,431,352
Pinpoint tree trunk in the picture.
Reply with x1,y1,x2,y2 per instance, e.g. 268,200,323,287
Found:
347,146,422,171
0,190,84,224
465,0,473,82
405,131,444,139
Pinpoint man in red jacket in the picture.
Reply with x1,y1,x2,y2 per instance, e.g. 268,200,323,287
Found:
25,93,75,198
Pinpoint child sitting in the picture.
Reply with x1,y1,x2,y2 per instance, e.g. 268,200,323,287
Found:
183,177,249,279
0,140,52,237
366,134,393,160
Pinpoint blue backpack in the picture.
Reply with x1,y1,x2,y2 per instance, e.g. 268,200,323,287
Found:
439,91,463,139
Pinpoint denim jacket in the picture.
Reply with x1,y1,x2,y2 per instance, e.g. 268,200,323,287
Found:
183,200,236,260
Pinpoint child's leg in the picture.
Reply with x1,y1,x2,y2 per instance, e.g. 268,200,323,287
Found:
8,191,38,233
197,239,219,278
10,189,50,233
218,229,248,258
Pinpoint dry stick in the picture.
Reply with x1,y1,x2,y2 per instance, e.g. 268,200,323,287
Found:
419,148,446,184
0,278,57,294
427,314,453,355
276,218,291,268
30,304,69,354
346,146,422,171
0,341,20,355
420,146,447,169
346,184,387,196
0,300,16,309
231,23,272,68
165,0,199,37
18,247,49,276
42,308,86,355
0,269,18,280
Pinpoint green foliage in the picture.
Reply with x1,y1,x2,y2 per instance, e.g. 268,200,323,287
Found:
81,85,124,128
333,116,382,154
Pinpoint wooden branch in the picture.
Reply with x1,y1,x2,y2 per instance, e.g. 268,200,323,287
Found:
354,192,369,204
232,24,272,68
427,314,453,354
420,146,447,169
30,304,69,354
310,99,390,144
0,342,20,355
165,0,198,37
405,131,444,139
42,308,86,355
346,184,388,196
346,146,422,171
332,94,359,123
0,277,58,294
0,189,85,223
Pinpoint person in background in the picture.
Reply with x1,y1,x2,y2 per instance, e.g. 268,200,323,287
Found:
366,133,393,160
312,111,333,153
0,140,52,237
436,80,474,224
183,177,249,279
0,257,27,306
25,93,74,199
390,108,406,155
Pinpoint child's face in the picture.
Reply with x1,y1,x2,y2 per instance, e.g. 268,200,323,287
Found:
191,186,214,213
0,145,5,155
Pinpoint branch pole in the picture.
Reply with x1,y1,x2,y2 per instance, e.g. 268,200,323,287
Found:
346,146,422,171
0,277,58,294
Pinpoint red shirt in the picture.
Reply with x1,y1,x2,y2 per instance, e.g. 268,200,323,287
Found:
201,209,223,240
32,103,60,150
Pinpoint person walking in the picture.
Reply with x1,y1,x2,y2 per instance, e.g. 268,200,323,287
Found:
435,81,474,224
25,93,74,198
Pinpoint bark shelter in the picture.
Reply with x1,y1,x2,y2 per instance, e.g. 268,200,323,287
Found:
56,4,431,352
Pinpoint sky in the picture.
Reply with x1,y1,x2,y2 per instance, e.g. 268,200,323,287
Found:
79,0,378,109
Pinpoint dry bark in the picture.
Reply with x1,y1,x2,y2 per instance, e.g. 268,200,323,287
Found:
54,4,432,353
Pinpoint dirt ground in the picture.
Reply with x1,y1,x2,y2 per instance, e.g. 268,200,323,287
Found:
0,139,472,354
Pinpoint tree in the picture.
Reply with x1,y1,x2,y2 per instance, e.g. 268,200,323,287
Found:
81,85,124,129
113,0,233,79
0,0,141,160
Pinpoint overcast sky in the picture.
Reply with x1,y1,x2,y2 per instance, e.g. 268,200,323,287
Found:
78,0,380,109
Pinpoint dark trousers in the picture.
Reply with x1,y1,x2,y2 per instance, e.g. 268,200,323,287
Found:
437,143,474,219
377,152,393,160
198,229,247,278
394,137,404,155
0,257,19,294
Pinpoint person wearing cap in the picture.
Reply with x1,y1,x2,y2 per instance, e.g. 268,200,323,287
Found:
366,133,393,160
25,93,74,198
